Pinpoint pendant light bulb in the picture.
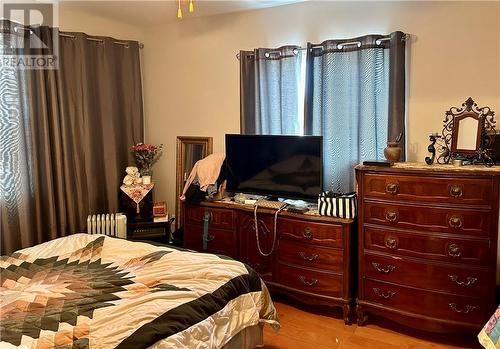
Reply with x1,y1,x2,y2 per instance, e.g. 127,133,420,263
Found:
189,0,194,13
177,0,183,18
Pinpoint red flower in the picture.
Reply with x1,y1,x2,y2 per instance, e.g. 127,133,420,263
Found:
130,142,163,172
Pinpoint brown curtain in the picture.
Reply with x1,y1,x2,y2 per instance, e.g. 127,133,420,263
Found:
1,24,143,254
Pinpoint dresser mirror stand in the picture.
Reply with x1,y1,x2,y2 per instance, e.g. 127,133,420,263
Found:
431,97,496,166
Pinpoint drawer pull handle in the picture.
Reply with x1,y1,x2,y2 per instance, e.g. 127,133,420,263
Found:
449,303,476,314
384,236,398,250
447,243,462,258
299,276,318,286
373,287,395,299
372,262,396,274
303,227,313,240
385,182,399,195
448,275,477,286
299,252,319,261
449,216,463,229
385,210,398,223
450,185,463,198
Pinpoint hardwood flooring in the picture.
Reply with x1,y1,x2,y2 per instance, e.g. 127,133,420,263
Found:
263,300,482,349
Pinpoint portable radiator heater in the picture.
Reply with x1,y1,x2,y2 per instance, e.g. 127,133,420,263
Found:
86,213,127,238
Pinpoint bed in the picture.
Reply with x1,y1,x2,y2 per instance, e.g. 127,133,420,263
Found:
479,306,500,349
0,234,279,348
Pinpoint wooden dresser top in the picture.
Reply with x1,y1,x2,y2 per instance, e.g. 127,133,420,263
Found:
356,162,500,176
189,200,354,225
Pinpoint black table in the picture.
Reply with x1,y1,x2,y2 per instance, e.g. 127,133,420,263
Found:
127,220,172,244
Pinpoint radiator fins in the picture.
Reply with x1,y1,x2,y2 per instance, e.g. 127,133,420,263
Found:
87,213,127,239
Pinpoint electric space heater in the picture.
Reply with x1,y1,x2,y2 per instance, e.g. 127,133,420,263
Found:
86,213,127,238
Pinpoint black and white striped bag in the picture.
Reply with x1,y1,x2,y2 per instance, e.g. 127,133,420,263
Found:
318,192,357,219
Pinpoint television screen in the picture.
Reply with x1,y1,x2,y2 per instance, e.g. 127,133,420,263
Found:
225,134,323,199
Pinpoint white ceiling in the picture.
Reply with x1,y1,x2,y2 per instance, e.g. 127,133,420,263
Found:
60,0,306,26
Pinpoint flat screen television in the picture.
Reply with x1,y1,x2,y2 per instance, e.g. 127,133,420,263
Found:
225,134,323,200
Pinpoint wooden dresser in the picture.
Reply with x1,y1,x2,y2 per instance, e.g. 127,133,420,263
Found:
183,201,355,323
356,163,500,333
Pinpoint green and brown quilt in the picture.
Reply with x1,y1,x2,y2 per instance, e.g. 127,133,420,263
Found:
0,234,279,348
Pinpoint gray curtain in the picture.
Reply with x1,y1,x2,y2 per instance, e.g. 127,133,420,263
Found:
0,23,143,254
304,32,406,192
239,46,303,135
387,31,406,152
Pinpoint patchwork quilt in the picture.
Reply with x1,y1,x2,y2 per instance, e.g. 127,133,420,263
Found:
479,306,500,349
0,234,279,348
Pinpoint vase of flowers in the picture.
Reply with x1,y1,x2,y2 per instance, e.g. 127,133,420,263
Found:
131,142,163,183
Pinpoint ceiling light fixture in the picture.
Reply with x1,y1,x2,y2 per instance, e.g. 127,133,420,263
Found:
177,0,195,19
177,0,182,18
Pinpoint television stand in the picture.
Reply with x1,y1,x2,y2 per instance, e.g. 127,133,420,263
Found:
182,200,355,324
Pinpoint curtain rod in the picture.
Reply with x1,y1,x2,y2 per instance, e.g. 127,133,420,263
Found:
236,33,409,60
6,27,144,49
59,33,144,49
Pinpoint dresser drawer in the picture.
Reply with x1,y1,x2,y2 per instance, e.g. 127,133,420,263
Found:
363,227,491,265
363,279,488,325
184,224,237,258
278,264,342,297
363,253,490,297
364,201,491,237
363,173,493,207
279,218,343,248
278,240,343,272
185,206,234,230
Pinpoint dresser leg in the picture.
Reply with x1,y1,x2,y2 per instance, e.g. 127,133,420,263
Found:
355,304,367,326
342,304,352,325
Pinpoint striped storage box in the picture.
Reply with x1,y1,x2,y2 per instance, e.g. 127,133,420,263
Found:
318,192,357,219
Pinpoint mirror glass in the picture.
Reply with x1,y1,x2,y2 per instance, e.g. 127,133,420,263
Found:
453,114,480,152
182,144,206,181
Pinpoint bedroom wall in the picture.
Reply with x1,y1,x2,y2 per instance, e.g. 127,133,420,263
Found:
141,1,500,219
58,5,144,41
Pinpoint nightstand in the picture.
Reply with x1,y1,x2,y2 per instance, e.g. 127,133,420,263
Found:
120,190,154,223
127,220,172,244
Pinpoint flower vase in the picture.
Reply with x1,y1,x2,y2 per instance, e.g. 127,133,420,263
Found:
384,142,402,164
141,168,152,185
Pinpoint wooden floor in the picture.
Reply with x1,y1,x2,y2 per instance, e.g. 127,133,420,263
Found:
263,300,482,349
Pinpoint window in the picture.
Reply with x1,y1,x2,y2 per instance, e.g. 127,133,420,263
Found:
240,32,406,192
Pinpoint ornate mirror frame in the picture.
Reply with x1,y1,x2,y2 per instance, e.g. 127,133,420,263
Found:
450,112,482,155
438,97,496,165
175,136,213,230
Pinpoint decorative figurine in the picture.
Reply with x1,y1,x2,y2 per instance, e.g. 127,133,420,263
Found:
425,133,440,165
